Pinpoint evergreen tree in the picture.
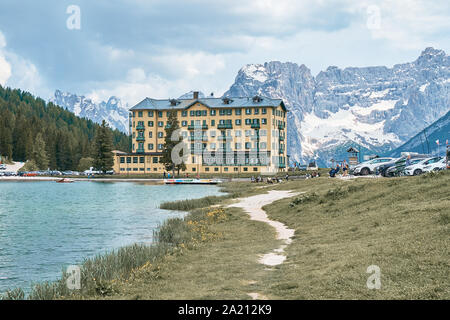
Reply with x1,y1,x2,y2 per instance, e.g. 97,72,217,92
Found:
0,85,129,170
161,109,186,177
93,120,114,173
31,133,49,170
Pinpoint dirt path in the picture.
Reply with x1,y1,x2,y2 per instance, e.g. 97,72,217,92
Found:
228,190,301,299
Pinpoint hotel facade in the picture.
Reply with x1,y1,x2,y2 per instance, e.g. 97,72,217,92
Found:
113,92,287,175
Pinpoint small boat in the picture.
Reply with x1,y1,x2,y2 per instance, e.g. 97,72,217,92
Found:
164,178,222,185
57,178,74,183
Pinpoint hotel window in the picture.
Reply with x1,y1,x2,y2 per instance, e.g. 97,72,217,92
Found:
235,108,242,115
260,142,267,149
190,110,195,116
262,108,267,114
219,109,226,116
235,143,242,150
214,167,219,172
148,131,152,138
148,111,154,117
158,121,163,127
182,110,187,117
127,157,131,163
132,111,135,117
132,144,135,151
153,157,158,163
181,121,187,127
210,109,216,116
211,119,215,126
235,119,241,125
210,131,216,137
133,157,138,163
245,108,251,115
132,132,136,138
205,167,210,172
210,143,216,150
254,108,259,115
196,110,202,116
245,130,251,137
158,111,163,117
120,157,125,164
202,110,207,116
226,109,232,115
245,119,251,125
158,132,163,138
148,144,154,150
139,157,145,163
138,111,143,117
235,130,242,137
157,144,163,150
148,121,154,127
260,129,267,136
261,118,267,124
245,142,251,149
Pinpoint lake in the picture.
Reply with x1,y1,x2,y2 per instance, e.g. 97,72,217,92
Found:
0,181,222,293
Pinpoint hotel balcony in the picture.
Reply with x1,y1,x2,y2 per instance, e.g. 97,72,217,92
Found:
188,136,208,141
279,135,285,141
136,148,145,154
250,123,260,129
136,124,145,130
217,123,233,129
136,136,145,142
278,124,285,130
188,124,208,130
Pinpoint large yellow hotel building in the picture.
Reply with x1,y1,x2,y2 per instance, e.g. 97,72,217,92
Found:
113,92,287,174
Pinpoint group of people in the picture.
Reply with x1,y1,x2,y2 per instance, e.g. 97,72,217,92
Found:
329,160,349,178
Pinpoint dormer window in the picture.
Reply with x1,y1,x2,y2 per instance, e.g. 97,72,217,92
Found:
252,96,263,103
169,99,180,106
222,97,233,105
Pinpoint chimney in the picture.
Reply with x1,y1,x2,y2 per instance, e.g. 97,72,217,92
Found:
193,91,199,99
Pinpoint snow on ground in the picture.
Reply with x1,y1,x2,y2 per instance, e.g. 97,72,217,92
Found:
3,162,25,173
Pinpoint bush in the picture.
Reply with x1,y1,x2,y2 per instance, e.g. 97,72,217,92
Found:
18,160,38,172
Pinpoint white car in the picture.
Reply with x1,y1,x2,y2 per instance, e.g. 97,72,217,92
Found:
404,157,443,176
353,157,394,176
422,158,447,172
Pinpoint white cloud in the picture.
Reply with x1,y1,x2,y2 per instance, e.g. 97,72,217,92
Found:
0,31,12,85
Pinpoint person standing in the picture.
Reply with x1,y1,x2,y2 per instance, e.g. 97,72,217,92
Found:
163,171,166,179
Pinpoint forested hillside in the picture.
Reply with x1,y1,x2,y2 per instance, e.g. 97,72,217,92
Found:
0,86,129,170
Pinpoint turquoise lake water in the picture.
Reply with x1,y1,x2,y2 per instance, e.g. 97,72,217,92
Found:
0,181,222,294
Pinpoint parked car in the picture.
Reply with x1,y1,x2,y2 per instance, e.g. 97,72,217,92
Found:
385,158,424,177
404,157,442,176
353,157,394,175
422,158,447,172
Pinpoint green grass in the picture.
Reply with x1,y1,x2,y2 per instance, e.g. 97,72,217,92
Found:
3,172,449,300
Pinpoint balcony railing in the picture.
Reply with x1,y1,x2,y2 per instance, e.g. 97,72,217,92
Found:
279,135,285,141
217,123,233,129
188,124,208,130
136,136,145,142
136,124,145,130
136,148,145,153
278,124,285,130
250,123,260,129
188,136,208,141
279,148,285,154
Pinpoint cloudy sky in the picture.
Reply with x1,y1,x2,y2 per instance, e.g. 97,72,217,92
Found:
0,0,449,106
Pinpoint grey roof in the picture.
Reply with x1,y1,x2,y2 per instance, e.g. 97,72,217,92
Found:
130,96,286,112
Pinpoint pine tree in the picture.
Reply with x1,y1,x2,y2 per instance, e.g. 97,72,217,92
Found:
31,133,49,170
161,109,186,177
93,120,114,173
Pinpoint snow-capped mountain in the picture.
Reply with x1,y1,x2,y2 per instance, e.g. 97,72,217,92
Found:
51,90,130,133
390,109,450,157
224,47,450,166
